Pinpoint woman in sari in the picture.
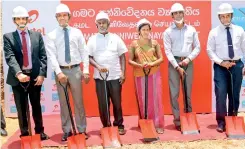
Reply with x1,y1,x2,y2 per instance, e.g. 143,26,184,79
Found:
129,18,164,133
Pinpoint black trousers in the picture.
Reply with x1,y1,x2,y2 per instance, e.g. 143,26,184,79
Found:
12,77,44,136
214,60,244,126
1,107,6,129
95,79,124,129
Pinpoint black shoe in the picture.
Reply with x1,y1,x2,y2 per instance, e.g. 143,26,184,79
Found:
20,132,29,138
79,132,88,139
61,132,72,141
216,125,226,133
175,125,181,131
40,132,50,140
0,128,8,136
118,128,126,135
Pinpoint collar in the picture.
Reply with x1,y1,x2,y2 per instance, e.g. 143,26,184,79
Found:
58,25,71,31
97,32,110,37
17,28,28,35
220,23,233,30
171,22,188,29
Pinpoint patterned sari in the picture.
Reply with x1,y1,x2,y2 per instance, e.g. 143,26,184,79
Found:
132,40,164,129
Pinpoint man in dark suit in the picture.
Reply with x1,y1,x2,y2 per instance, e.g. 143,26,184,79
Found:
3,6,49,140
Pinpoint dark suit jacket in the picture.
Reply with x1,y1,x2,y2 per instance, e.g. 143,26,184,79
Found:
3,30,47,86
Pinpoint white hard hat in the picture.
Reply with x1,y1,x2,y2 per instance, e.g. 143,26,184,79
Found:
56,4,71,14
170,3,185,13
12,6,29,18
217,3,233,14
136,18,152,31
95,11,110,23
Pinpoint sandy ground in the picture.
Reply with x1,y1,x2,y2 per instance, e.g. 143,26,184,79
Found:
1,115,245,149
1,2,245,149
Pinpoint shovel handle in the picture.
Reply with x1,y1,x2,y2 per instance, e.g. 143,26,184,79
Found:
180,66,189,113
143,68,151,76
20,82,32,136
99,72,111,127
227,69,236,116
59,81,77,135
99,71,109,81
143,68,151,119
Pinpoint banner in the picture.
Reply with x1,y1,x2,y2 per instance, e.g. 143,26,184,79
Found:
7,1,243,117
2,0,60,117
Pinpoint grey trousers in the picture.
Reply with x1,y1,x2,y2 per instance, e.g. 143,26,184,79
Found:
168,59,193,126
55,66,86,133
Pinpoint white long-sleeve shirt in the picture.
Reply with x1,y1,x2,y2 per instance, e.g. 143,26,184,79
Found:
163,23,201,68
207,24,245,64
45,26,89,75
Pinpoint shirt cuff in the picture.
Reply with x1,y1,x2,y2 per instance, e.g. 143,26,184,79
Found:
187,56,193,61
55,67,62,75
15,71,22,77
172,60,179,69
83,68,89,74
216,59,223,65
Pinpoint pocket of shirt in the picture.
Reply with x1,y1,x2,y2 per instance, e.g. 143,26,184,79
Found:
184,33,193,44
107,40,117,52
234,35,242,47
70,36,79,48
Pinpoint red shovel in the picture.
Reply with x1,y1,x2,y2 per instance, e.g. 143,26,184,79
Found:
20,81,41,149
225,69,245,139
60,81,87,149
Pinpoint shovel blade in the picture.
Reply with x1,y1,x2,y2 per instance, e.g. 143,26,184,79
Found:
180,112,200,135
101,127,121,148
138,119,159,142
225,116,245,139
68,134,87,149
21,134,41,149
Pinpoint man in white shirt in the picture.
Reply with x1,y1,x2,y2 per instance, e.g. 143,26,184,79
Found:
207,3,245,133
45,4,90,141
163,3,201,131
88,11,127,135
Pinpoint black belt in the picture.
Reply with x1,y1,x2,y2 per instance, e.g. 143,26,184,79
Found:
22,69,32,73
223,59,241,63
174,56,187,61
60,64,79,69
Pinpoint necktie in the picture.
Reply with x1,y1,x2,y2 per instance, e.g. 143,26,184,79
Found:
226,27,234,59
21,31,29,67
64,28,71,63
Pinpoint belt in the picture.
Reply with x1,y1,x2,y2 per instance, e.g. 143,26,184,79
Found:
223,59,241,63
174,56,187,61
60,64,79,69
22,69,32,73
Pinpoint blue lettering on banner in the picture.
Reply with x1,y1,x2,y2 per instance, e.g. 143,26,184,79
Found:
232,8,245,30
41,85,45,91
242,80,245,87
10,106,17,113
41,105,46,113
52,93,59,101
52,72,55,80
9,87,13,92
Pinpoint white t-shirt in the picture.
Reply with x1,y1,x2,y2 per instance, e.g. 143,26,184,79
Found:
87,33,128,80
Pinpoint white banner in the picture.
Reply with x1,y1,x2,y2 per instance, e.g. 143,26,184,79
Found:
2,1,61,117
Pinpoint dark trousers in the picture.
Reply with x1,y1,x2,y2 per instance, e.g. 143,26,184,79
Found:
1,108,6,129
12,78,44,136
214,60,244,126
95,79,124,129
